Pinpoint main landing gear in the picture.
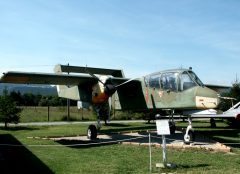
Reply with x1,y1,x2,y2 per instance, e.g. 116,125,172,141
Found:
155,111,176,135
87,107,101,140
210,118,216,128
169,110,176,134
87,125,97,140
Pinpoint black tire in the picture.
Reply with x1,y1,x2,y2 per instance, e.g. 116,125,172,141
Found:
87,125,97,140
183,130,195,144
169,121,176,134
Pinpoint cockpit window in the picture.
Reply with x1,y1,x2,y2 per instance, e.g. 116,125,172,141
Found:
180,71,204,91
148,74,160,88
148,72,178,91
160,73,178,91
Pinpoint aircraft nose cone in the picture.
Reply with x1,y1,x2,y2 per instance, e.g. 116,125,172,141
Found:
195,86,220,109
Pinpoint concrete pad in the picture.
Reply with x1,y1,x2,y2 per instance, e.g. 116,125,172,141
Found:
46,130,232,152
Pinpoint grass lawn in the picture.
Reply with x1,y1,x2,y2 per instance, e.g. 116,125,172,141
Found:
19,106,95,122
0,121,240,174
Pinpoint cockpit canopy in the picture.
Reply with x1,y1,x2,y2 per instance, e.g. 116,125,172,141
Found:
145,70,204,92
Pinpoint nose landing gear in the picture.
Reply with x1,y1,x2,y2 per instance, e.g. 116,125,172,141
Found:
183,117,195,144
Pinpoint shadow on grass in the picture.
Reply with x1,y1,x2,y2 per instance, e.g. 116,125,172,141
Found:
0,134,53,174
55,139,119,148
195,127,240,148
0,126,40,131
178,163,209,169
104,123,130,127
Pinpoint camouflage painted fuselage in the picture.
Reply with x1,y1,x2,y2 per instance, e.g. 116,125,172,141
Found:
113,69,219,113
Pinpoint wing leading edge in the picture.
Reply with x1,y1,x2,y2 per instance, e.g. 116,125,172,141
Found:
0,71,98,87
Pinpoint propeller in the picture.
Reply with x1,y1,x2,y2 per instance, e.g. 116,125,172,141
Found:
85,66,118,97
85,66,136,122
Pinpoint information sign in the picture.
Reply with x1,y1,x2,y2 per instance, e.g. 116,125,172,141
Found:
156,120,170,135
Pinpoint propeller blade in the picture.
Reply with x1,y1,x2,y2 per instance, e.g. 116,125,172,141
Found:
85,66,105,85
115,78,136,88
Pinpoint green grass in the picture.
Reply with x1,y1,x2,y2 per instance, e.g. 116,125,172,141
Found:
1,122,240,173
19,106,144,122
19,106,95,122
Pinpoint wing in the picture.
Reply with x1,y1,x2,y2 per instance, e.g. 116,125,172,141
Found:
190,113,239,119
0,71,98,87
205,84,231,94
0,71,99,101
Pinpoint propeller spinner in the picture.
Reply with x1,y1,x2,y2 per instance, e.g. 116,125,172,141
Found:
91,75,116,104
85,66,133,105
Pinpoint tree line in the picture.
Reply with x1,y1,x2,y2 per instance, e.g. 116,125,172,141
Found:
8,90,77,106
0,88,78,128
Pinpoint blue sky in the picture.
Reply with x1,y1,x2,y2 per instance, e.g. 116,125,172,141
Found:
0,0,239,85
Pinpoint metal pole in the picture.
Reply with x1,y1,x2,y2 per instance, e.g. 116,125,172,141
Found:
162,135,167,166
149,133,152,174
47,105,50,122
67,99,70,121
67,63,70,121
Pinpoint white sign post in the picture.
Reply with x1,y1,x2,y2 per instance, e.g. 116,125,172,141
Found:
156,120,170,167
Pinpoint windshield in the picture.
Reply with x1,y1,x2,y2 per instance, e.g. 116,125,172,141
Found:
180,71,204,91
188,71,204,86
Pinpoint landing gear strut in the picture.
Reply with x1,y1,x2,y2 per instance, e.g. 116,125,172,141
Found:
210,118,216,128
169,110,176,134
183,117,195,144
155,110,176,135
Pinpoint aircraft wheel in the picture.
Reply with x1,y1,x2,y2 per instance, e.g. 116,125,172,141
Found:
169,122,176,134
183,130,195,144
87,125,97,140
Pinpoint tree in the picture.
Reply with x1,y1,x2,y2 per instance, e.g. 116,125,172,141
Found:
10,90,22,105
230,83,240,101
0,89,22,128
219,82,240,111
22,93,36,106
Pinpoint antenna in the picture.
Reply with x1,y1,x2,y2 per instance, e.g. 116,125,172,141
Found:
235,73,239,84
